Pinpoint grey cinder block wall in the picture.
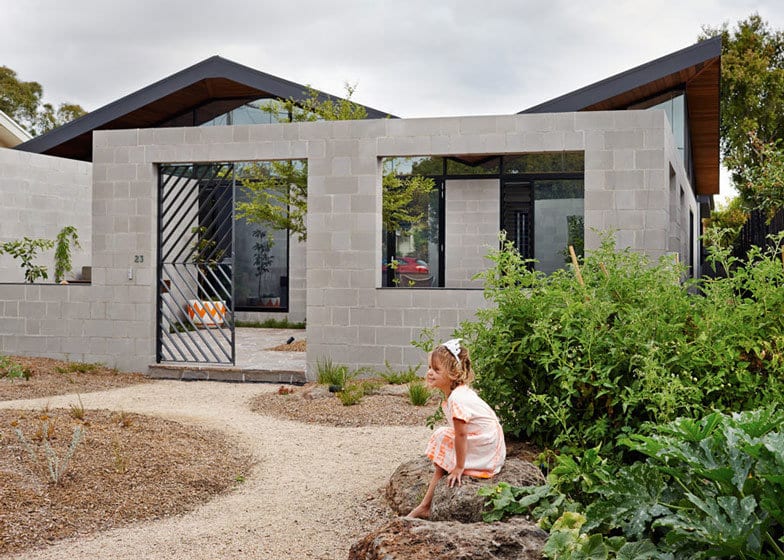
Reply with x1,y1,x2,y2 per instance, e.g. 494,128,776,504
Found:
0,148,92,283
0,110,698,375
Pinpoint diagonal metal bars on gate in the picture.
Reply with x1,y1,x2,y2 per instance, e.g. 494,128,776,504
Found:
157,163,236,364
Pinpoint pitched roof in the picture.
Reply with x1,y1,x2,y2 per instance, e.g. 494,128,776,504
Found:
0,109,31,148
522,37,722,196
15,56,393,162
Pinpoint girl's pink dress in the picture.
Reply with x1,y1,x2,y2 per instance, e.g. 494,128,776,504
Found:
426,385,506,477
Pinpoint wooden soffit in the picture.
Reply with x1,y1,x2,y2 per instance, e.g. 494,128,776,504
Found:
522,37,721,196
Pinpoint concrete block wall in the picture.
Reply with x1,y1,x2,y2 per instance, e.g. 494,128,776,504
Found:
0,148,92,282
445,179,499,288
0,109,692,374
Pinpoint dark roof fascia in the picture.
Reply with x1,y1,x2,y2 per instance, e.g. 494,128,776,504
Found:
520,36,722,113
16,55,394,156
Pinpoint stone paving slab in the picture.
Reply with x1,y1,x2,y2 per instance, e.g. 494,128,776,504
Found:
148,327,307,384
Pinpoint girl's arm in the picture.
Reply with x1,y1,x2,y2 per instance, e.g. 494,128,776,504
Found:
447,418,468,487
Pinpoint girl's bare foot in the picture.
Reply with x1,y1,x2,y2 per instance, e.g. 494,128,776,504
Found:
406,504,430,519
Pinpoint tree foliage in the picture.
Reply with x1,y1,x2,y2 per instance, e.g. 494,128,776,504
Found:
701,14,784,203
235,84,433,241
0,66,86,136
702,195,749,249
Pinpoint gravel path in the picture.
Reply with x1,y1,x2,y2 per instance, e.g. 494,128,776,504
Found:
0,381,430,559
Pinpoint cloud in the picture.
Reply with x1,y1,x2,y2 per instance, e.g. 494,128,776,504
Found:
2,0,784,121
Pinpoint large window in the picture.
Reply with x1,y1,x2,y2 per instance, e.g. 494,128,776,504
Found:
233,160,304,311
382,153,584,287
382,158,442,287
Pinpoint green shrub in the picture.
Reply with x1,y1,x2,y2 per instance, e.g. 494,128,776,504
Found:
54,225,80,283
407,381,432,406
1,354,30,380
380,361,421,384
0,237,55,283
55,361,101,374
457,232,784,453
482,408,784,559
315,357,353,388
336,383,365,406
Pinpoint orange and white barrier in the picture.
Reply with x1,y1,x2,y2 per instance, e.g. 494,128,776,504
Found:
187,300,226,327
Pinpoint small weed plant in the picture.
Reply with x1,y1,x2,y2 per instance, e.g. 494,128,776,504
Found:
112,437,129,474
407,381,432,406
14,421,85,485
337,383,365,406
316,357,354,388
69,394,86,420
380,361,421,384
55,361,101,374
1,354,30,380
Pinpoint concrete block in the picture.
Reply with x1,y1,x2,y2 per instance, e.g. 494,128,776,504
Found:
604,130,645,150
636,149,665,170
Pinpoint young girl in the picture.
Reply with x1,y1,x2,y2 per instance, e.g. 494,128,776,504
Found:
407,338,506,519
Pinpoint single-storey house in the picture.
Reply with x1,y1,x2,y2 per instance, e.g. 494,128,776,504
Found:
0,37,721,376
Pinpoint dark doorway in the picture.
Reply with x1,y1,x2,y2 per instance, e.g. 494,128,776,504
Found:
501,180,534,258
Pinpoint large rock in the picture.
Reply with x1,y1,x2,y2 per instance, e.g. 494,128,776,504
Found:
386,455,545,522
348,517,547,560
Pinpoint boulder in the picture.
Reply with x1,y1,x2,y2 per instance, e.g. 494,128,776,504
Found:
301,384,332,400
385,456,545,522
374,384,410,397
348,517,547,560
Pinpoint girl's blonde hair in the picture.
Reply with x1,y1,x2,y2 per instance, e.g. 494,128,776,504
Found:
431,343,474,390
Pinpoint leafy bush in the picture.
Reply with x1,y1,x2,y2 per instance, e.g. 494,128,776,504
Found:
0,237,55,283
482,408,784,559
458,232,784,453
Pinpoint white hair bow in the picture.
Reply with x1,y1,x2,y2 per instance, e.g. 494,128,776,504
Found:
442,338,462,365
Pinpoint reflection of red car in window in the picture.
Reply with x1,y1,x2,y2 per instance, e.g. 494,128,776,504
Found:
383,257,429,274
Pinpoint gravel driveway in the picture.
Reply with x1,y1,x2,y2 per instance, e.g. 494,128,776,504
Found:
0,380,429,559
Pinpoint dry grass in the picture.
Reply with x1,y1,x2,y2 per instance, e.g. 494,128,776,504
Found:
0,357,252,556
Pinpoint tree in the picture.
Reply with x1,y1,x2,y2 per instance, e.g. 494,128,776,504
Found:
702,195,749,249
235,84,434,241
0,66,86,136
701,15,784,201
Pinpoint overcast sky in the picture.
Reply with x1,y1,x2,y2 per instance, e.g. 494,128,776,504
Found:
4,1,784,200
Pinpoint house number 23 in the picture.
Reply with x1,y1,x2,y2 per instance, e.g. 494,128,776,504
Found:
134,255,144,263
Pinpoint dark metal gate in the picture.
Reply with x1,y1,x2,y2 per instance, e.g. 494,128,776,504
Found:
157,163,235,364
